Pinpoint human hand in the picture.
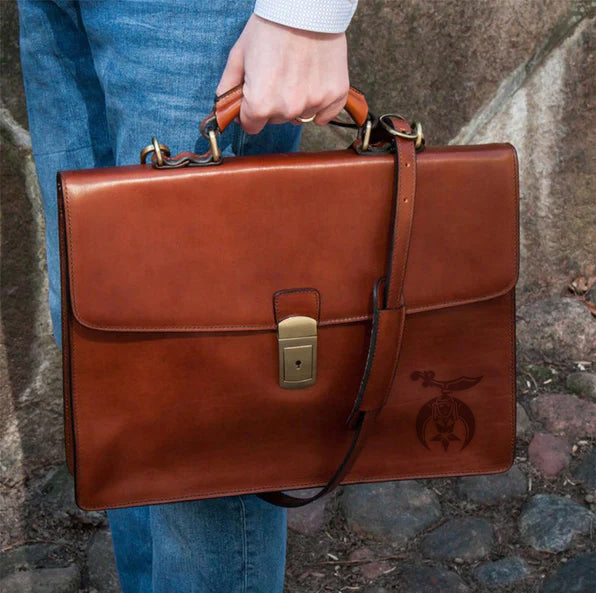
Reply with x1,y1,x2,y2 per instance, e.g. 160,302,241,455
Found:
216,14,350,134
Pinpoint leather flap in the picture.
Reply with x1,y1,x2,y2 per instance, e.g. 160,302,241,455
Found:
59,144,518,332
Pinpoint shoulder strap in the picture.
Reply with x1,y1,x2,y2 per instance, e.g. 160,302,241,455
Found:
259,118,417,507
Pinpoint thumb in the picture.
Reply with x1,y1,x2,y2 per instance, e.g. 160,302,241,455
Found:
216,44,244,97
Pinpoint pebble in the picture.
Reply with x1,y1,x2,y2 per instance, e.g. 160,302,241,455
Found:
573,448,596,490
341,481,441,545
87,529,120,593
399,564,470,593
542,552,596,593
530,393,596,438
473,556,531,588
420,517,494,561
519,494,595,552
566,372,596,398
455,465,527,504
286,488,329,535
528,432,572,476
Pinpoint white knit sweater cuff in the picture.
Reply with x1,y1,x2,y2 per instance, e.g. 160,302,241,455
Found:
253,0,358,34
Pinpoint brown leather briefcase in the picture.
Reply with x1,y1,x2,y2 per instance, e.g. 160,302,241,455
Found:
57,86,519,510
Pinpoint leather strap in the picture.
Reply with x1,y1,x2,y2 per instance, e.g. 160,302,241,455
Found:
259,118,417,507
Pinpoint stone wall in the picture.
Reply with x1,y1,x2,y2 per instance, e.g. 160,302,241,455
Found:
1,1,594,592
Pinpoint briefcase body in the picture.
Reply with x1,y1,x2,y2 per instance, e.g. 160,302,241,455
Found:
57,91,519,510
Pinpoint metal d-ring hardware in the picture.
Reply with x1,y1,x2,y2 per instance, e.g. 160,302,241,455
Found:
326,114,373,151
199,114,222,163
379,113,425,150
140,137,171,165
140,134,221,168
360,118,372,151
207,129,221,162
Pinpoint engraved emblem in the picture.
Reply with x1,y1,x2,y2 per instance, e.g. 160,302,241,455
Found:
412,370,481,452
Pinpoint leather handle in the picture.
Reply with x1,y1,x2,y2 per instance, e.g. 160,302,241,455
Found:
259,119,417,507
209,84,369,133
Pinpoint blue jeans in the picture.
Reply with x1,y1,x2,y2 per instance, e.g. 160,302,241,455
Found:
18,1,302,591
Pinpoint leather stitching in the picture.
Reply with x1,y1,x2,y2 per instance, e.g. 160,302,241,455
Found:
76,461,515,510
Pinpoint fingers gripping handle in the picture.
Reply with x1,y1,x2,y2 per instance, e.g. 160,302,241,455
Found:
199,83,370,137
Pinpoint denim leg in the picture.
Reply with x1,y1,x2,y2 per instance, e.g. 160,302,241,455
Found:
107,507,154,593
18,0,114,348
150,495,287,593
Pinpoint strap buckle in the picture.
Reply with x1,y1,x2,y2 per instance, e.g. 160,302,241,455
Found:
379,113,425,150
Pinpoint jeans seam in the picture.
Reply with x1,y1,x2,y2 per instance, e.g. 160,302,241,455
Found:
239,495,248,593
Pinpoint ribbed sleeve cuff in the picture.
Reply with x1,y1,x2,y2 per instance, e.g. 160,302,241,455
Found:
253,0,358,34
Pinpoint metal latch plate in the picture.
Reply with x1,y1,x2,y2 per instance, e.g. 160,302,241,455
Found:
277,316,317,389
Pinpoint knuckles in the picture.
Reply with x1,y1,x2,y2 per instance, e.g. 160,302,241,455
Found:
240,85,350,134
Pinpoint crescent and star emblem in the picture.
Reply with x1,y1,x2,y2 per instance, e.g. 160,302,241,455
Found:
412,370,481,453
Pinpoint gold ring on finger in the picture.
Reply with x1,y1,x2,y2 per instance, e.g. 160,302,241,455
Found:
295,113,317,123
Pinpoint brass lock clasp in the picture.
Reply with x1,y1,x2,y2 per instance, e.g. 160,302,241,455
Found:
277,316,317,389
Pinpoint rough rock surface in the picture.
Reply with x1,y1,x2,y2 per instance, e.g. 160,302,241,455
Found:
516,299,596,363
530,393,596,438
519,494,595,552
0,543,75,578
340,481,441,545
449,12,596,309
573,448,596,490
346,0,579,146
349,548,393,580
567,372,596,398
420,517,494,561
473,556,531,588
542,552,596,593
455,466,527,504
399,564,470,593
528,432,572,476
286,489,329,535
516,403,533,438
0,566,80,593
38,464,106,527
87,530,120,593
